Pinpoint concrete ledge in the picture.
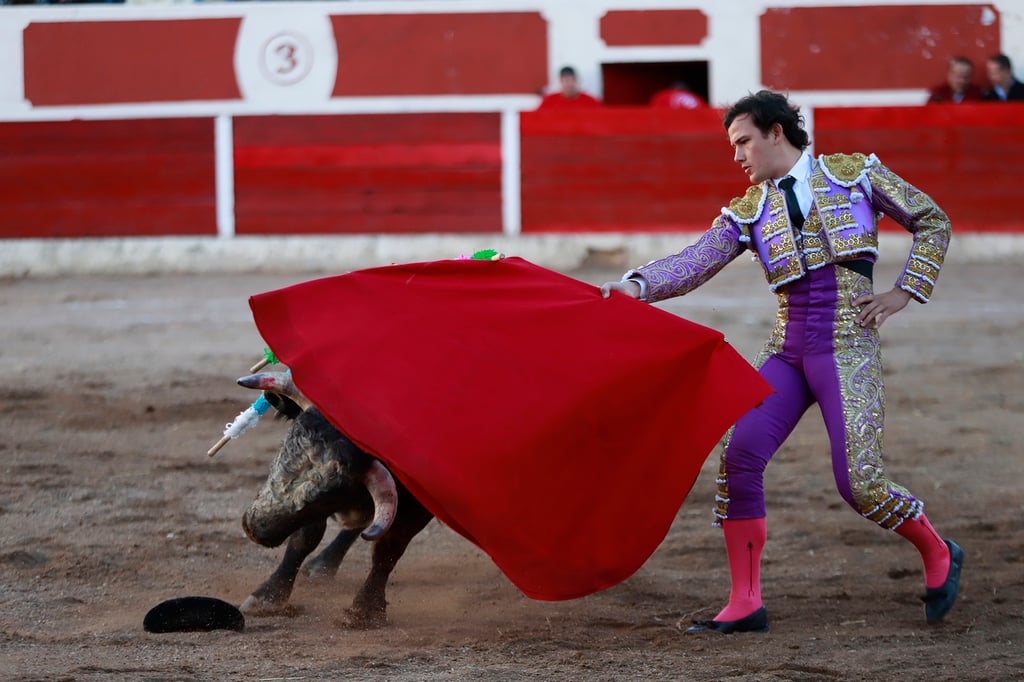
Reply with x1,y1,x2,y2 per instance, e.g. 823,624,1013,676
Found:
1,232,1020,278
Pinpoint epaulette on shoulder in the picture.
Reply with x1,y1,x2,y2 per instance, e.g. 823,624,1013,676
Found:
721,183,767,223
819,152,877,187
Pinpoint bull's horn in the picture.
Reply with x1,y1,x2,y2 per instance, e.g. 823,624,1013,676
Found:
236,372,314,411
361,460,398,541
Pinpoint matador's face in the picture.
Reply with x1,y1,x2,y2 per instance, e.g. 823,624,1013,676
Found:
727,114,786,185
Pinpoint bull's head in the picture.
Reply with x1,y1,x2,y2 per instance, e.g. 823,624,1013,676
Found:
236,372,398,547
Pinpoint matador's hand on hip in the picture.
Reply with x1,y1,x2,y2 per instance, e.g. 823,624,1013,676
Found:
853,287,913,329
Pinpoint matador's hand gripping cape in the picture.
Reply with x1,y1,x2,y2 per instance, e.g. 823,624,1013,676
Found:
249,256,771,601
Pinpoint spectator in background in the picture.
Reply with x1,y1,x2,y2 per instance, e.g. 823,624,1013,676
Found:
982,54,1024,101
926,56,983,104
537,66,602,110
649,82,708,109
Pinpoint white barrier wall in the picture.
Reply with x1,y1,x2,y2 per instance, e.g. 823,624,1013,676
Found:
1,0,1022,275
3,0,1023,121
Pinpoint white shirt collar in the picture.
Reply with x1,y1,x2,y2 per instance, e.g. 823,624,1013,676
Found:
772,152,814,217
774,152,813,187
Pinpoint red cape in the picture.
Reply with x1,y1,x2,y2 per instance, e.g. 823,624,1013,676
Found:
249,257,770,600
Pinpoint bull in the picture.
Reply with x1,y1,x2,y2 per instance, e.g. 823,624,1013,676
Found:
236,371,434,628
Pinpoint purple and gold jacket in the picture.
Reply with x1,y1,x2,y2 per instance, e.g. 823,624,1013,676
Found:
629,153,951,304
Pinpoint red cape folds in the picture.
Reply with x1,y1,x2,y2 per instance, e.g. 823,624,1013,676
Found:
249,257,771,601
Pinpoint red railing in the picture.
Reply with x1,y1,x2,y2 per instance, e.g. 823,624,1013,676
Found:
1,104,1020,238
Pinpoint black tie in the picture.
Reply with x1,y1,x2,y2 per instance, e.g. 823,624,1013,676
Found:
778,176,805,229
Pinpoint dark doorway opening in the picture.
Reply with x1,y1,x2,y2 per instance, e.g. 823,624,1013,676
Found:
601,61,709,107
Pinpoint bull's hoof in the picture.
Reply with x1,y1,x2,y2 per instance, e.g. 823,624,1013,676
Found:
334,607,388,630
239,595,303,617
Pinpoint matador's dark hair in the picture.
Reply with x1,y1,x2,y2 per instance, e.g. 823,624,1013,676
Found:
723,90,810,150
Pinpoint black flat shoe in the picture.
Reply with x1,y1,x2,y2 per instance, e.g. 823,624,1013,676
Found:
922,539,964,624
686,606,769,634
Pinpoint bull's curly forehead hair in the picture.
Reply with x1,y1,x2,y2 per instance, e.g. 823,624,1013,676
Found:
723,90,810,150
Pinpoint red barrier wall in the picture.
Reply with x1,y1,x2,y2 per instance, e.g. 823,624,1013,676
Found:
520,107,733,232
761,4,1001,91
520,104,1022,233
0,118,217,238
330,13,548,96
599,9,707,47
233,113,503,234
23,20,242,106
814,103,1023,232
1,105,1018,239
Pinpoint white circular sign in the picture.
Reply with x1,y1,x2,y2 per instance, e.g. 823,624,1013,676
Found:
259,31,314,86
236,13,338,104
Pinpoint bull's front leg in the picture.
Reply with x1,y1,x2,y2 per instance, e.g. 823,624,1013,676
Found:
241,517,328,615
302,527,362,581
345,497,433,629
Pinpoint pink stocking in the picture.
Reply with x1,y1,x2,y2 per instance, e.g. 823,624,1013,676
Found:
715,517,766,622
894,513,950,589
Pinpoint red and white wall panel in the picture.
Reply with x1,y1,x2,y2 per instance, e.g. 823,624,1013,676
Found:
0,1,1021,240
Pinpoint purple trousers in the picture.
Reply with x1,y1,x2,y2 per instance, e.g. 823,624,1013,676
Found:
713,264,923,530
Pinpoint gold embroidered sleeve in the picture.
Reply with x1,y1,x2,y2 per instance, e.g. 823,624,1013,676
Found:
867,161,952,303
630,215,747,303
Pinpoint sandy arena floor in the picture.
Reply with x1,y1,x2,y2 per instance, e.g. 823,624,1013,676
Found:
1,254,1022,681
